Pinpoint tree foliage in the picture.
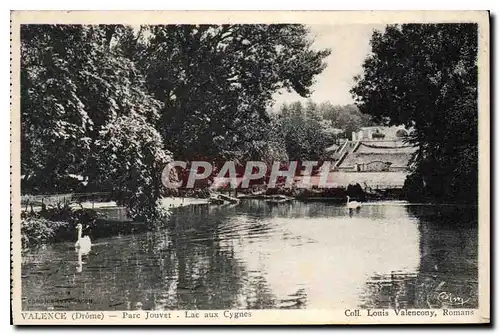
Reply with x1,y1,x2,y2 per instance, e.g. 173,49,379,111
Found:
351,24,478,203
21,25,170,218
318,102,374,136
21,24,330,216
134,24,330,160
275,101,332,161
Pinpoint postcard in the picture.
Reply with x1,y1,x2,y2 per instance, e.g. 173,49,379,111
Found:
10,10,490,325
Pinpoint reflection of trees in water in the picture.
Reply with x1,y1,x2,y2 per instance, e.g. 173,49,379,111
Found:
234,200,272,216
360,272,418,309
163,204,310,310
164,204,278,310
23,201,479,311
241,200,340,219
22,203,282,311
238,275,277,309
360,205,478,309
242,200,411,220
22,245,81,310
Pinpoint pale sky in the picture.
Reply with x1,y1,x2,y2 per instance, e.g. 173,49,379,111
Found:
272,24,386,108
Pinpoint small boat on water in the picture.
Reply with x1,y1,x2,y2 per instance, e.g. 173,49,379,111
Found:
209,193,240,205
217,193,240,204
265,194,294,205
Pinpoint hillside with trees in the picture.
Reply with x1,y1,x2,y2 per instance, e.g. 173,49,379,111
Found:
273,101,375,161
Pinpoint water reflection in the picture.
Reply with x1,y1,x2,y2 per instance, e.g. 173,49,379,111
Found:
21,201,478,310
360,205,478,309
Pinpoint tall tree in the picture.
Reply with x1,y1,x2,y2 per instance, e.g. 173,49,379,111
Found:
319,102,374,136
133,24,331,161
276,101,331,161
351,24,478,202
21,25,170,217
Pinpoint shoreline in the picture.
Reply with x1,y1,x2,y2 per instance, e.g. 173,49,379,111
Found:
20,197,210,250
20,193,474,250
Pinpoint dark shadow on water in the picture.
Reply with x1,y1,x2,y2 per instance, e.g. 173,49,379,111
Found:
359,205,478,309
21,201,478,311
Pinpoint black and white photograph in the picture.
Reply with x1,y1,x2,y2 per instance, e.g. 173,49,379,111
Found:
10,10,490,325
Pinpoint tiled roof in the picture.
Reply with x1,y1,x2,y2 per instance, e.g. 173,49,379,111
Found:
356,141,417,153
340,152,414,168
338,140,417,168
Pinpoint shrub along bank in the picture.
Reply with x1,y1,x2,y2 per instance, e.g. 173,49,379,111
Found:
20,205,161,249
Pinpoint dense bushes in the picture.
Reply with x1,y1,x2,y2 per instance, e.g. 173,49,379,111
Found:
21,217,68,249
21,206,102,249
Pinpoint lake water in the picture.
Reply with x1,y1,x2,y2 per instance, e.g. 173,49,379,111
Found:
21,200,478,311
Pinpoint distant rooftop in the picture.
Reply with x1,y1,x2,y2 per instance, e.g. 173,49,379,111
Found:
337,139,417,171
353,125,411,141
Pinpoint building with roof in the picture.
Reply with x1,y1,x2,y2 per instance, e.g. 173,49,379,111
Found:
338,141,417,173
325,125,417,190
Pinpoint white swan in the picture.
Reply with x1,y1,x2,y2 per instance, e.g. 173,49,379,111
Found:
75,223,92,254
346,196,362,209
